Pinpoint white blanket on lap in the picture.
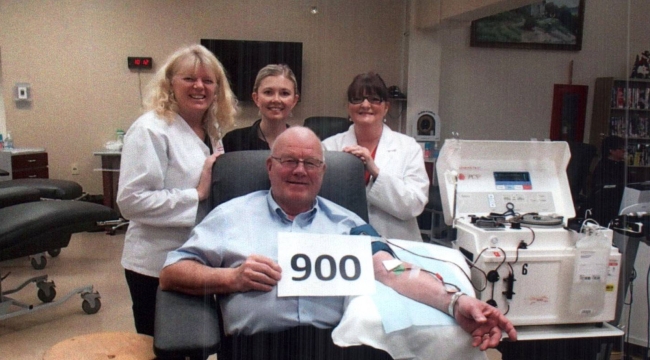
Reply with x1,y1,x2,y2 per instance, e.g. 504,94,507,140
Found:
331,239,489,360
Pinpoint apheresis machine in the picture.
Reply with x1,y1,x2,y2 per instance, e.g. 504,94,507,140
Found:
436,139,621,326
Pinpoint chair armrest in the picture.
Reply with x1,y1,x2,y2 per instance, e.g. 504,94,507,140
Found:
154,287,221,360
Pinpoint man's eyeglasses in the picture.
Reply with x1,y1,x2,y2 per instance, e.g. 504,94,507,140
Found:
271,156,324,170
348,96,384,105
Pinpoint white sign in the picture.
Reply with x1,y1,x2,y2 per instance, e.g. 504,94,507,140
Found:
277,232,376,297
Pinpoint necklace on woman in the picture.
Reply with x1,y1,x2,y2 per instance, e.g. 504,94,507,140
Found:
258,121,289,147
258,125,269,144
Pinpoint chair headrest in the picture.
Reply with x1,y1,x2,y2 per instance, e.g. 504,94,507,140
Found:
210,150,369,222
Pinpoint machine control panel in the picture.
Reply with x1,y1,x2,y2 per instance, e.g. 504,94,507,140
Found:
494,171,532,190
437,139,575,225
456,191,556,215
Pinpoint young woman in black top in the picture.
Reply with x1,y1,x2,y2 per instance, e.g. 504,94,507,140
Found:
222,64,299,151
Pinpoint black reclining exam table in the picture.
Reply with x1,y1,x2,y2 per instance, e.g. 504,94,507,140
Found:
0,178,85,200
0,178,134,236
0,179,119,320
1,178,93,269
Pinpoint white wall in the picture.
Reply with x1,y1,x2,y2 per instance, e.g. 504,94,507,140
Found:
405,3,443,139
406,0,645,143
1,0,648,192
0,0,406,193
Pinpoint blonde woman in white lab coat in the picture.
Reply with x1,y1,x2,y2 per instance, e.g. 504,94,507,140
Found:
116,44,237,335
322,72,429,241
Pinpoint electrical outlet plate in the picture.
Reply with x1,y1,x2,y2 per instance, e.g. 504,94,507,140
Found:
13,82,32,102
71,163,79,175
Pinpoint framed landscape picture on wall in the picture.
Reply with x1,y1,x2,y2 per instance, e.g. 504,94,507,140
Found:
470,0,585,51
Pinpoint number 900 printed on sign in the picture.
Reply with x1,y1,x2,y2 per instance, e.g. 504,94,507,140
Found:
277,232,376,297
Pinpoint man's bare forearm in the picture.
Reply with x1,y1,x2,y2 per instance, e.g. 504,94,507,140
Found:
159,260,238,295
372,252,453,313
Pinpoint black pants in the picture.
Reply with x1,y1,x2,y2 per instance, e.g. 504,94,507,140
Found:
124,269,159,336
220,325,393,360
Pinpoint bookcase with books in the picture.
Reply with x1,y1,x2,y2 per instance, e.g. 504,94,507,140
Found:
590,77,650,183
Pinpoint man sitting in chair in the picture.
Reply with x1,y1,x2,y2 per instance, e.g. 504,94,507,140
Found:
160,127,517,359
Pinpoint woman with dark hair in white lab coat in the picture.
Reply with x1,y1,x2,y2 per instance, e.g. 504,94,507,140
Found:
323,72,429,241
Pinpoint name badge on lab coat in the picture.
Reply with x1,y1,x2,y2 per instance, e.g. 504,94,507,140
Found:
277,232,376,297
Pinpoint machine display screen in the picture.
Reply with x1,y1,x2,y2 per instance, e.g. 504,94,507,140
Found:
494,171,532,190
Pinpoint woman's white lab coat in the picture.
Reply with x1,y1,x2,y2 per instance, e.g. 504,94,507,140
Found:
117,111,222,277
323,124,429,241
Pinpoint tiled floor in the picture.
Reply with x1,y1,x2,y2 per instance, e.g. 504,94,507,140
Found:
0,231,503,359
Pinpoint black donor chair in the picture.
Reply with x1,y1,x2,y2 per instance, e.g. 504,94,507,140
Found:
303,116,352,140
0,177,108,269
154,150,380,360
0,180,120,320
0,178,84,200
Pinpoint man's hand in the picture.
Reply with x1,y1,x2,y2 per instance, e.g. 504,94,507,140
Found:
233,254,282,292
453,296,518,350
